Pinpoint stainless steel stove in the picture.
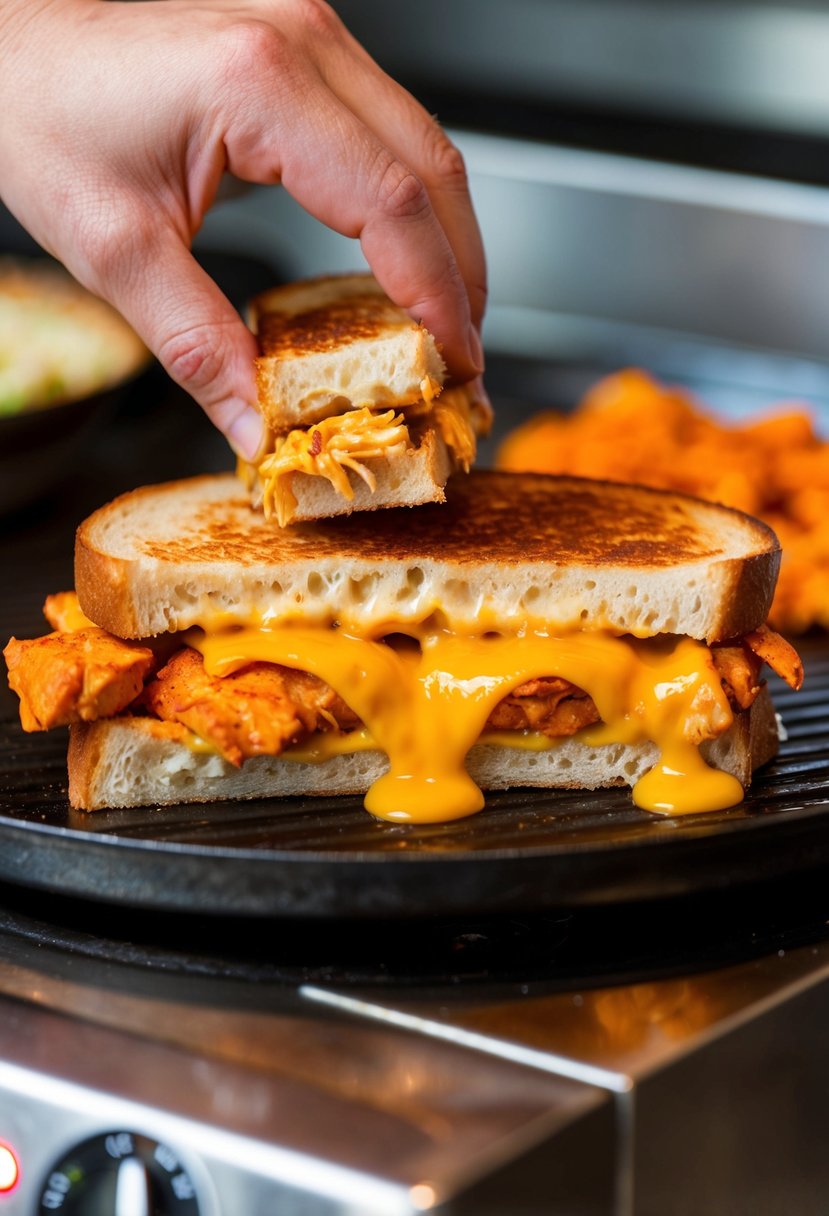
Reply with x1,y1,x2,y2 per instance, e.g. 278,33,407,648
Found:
0,873,827,1215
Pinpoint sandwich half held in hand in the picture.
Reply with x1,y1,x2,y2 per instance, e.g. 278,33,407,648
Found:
4,471,802,819
239,274,491,525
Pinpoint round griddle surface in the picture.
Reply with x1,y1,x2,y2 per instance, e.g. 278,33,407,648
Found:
3,337,828,922
0,656,826,917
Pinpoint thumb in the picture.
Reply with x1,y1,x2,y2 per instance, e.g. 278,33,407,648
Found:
92,229,265,460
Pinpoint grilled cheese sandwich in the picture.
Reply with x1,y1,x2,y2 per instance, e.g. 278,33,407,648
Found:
242,274,490,525
3,471,801,818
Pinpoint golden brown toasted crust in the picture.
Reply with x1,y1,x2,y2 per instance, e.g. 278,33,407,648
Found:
74,471,781,641
249,273,446,433
256,294,404,359
67,719,103,809
80,472,777,569
74,532,136,637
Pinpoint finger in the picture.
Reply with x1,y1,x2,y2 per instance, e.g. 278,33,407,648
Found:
314,33,487,334
82,224,264,459
358,161,481,381
224,63,481,381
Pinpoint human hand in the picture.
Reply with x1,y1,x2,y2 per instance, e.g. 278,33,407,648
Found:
0,0,486,457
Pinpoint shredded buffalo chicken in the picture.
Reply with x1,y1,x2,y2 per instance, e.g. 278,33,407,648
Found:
743,625,804,691
3,597,804,759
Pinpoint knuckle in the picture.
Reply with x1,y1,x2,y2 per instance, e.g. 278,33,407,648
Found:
220,18,292,80
375,158,431,225
433,261,466,306
422,126,469,192
159,323,224,396
294,0,342,42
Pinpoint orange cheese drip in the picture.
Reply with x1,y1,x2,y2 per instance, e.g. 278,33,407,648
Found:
191,624,743,823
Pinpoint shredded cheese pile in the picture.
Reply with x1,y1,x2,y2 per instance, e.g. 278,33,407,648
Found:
240,387,481,526
257,407,410,525
400,386,480,471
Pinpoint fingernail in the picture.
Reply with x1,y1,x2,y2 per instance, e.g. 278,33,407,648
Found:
469,327,485,375
227,405,266,461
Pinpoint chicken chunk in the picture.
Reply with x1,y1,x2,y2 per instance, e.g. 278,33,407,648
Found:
487,677,600,736
42,591,181,666
4,629,154,731
278,666,361,731
42,591,94,633
143,647,357,767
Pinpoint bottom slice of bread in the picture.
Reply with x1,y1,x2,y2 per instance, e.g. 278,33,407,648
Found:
68,686,779,812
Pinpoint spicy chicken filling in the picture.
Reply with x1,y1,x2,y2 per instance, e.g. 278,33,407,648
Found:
4,596,804,767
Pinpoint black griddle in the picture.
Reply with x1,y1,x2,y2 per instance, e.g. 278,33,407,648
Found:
1,610,827,917
3,336,829,920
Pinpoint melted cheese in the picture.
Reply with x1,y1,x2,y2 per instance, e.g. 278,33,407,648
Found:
282,726,377,762
240,391,478,525
419,374,441,404
254,407,410,525
190,623,743,823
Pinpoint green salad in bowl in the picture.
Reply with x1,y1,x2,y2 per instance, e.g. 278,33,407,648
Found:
0,260,147,416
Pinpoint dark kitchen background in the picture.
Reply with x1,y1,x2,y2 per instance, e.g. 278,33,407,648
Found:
4,0,829,492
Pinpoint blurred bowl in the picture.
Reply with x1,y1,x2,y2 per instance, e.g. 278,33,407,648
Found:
0,377,147,518
0,259,150,516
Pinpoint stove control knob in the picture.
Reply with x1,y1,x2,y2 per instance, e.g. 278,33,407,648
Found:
39,1131,200,1215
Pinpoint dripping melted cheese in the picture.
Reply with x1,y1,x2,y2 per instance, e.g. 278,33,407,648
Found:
190,623,743,823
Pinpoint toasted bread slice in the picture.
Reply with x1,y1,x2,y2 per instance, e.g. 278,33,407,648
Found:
250,273,446,432
67,685,779,811
244,384,491,526
74,471,780,641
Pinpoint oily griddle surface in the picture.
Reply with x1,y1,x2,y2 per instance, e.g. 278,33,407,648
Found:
0,643,827,918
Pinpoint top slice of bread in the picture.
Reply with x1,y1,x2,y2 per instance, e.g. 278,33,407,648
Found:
75,472,781,642
249,274,447,432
